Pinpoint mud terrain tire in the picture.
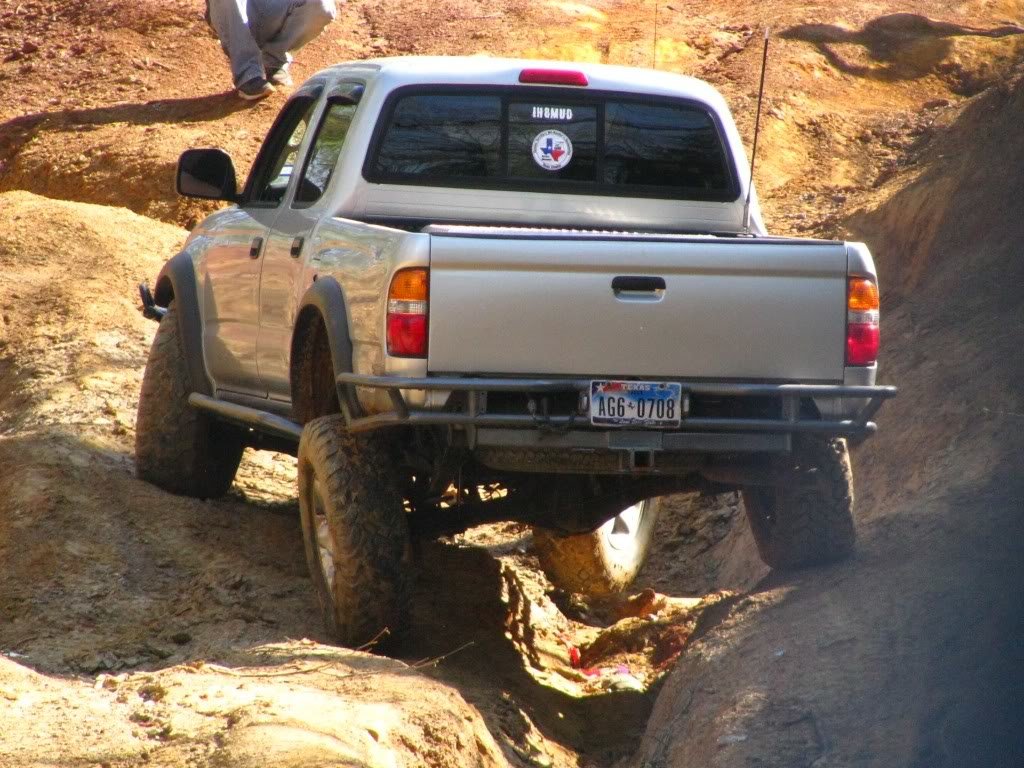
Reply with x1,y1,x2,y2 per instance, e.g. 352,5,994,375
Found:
533,498,660,595
135,303,244,498
298,415,411,648
742,437,856,570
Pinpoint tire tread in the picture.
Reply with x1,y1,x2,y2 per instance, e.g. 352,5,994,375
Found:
298,415,411,647
135,303,243,498
742,437,856,570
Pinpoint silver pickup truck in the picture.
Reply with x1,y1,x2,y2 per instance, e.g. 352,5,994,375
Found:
135,57,895,647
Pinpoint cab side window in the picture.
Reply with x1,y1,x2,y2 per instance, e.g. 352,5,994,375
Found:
246,96,318,206
294,86,363,207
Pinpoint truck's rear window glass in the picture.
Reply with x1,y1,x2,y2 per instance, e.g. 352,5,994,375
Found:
604,102,730,192
372,94,501,179
367,88,737,201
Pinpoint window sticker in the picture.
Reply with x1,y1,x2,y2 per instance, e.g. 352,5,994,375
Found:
530,106,575,121
532,129,573,171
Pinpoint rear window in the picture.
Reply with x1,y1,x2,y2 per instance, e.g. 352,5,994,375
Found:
373,94,502,179
366,88,737,201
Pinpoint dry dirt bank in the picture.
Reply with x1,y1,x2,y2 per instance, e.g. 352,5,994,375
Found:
0,193,514,768
2,0,1024,766
634,66,1024,768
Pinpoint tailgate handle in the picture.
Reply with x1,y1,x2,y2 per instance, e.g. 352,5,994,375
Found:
612,276,666,294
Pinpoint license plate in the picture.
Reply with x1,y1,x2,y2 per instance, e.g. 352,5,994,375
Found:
589,380,685,428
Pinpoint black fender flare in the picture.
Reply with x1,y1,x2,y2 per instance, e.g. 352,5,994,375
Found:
290,276,359,420
153,252,213,396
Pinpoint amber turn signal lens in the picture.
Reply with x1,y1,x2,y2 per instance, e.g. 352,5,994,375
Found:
848,277,879,312
389,268,429,302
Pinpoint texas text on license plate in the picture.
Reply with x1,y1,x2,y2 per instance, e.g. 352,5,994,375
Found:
589,380,685,428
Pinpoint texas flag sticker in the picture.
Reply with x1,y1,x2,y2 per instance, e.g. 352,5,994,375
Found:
532,129,573,171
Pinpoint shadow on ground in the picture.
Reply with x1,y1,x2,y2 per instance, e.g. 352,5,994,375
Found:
781,13,1024,82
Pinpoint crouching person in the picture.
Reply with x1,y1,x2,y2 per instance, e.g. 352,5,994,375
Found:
207,0,338,100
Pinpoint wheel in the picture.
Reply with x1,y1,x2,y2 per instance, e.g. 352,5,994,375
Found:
533,498,660,595
297,415,411,648
741,437,856,570
135,302,244,498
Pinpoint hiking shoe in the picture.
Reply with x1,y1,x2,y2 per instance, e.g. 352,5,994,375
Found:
266,68,293,88
237,77,274,101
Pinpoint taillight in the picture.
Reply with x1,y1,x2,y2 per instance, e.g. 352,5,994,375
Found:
519,68,589,86
387,267,428,358
846,277,879,365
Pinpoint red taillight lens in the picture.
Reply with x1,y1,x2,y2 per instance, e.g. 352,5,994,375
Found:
846,277,879,366
387,313,428,357
387,268,428,358
846,322,880,366
519,68,589,86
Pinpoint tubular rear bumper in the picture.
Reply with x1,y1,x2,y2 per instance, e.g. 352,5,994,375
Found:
337,373,896,457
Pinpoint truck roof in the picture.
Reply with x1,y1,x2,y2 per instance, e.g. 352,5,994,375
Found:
314,56,731,112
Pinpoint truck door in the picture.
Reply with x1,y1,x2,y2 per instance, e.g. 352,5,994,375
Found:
200,93,319,397
257,84,363,401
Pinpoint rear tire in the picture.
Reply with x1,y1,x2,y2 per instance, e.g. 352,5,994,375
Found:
298,415,411,648
533,498,660,595
741,437,856,570
135,303,244,498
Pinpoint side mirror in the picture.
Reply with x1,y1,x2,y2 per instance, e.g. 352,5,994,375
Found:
176,148,239,201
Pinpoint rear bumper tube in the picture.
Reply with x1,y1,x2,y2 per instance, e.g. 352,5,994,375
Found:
184,376,896,464
336,373,897,439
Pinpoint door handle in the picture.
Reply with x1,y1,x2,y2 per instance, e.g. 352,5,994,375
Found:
612,276,666,294
249,236,264,259
290,237,305,258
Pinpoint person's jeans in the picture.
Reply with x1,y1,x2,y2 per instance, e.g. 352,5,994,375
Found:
207,0,337,86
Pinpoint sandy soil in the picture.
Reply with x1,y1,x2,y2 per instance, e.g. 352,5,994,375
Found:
1,0,1023,766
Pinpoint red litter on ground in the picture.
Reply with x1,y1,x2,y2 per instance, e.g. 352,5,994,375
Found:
568,646,581,668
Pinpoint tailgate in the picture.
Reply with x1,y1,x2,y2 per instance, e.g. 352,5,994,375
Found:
426,234,849,382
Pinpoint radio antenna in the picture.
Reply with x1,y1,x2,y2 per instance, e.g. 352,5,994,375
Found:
652,2,660,69
743,27,770,235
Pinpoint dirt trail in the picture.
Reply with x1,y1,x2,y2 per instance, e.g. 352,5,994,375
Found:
2,0,1024,766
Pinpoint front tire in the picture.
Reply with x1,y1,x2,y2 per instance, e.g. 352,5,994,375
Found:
298,415,411,648
741,437,856,570
533,498,660,595
135,303,244,498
